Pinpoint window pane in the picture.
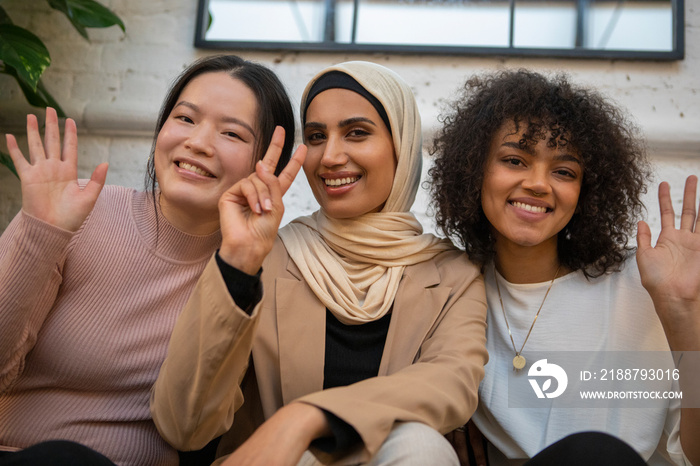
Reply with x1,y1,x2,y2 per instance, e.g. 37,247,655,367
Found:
345,0,510,47
588,1,673,51
513,1,578,49
206,0,326,42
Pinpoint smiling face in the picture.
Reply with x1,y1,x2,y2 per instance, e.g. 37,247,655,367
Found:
481,121,583,257
303,88,397,219
154,72,258,234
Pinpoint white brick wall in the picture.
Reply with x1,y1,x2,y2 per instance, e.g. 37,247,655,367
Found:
1,0,698,240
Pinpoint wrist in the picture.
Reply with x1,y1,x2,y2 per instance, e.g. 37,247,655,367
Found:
218,243,266,276
284,403,332,445
652,300,700,351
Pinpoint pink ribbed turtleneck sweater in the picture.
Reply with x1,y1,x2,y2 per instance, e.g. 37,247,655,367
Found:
0,185,221,465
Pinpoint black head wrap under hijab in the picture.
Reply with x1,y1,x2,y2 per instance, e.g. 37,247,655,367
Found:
302,70,392,133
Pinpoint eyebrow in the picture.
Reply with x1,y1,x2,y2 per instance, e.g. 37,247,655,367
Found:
501,141,581,165
304,121,326,130
338,117,377,127
174,101,256,137
304,116,377,131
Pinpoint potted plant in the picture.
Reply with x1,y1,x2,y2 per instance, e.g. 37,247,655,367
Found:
0,0,125,176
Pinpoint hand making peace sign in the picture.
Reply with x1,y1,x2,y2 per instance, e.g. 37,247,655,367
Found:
218,126,307,275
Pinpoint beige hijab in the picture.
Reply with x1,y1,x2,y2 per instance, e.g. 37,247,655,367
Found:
278,61,453,324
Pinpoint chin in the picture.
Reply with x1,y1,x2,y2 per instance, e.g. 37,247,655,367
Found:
511,233,557,249
321,199,385,219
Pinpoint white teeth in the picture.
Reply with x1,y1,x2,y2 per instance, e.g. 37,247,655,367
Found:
512,201,547,213
179,162,213,177
324,177,359,187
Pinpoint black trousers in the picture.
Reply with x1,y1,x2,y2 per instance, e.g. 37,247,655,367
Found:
525,431,648,466
0,441,116,466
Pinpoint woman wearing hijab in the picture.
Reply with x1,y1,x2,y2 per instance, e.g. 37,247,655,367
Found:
151,61,488,465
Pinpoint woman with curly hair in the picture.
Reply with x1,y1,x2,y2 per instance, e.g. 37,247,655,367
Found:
430,69,700,465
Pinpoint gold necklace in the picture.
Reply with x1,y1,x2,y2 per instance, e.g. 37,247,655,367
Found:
493,265,560,371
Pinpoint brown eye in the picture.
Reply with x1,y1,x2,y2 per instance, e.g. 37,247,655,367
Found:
504,157,523,166
554,169,576,178
305,132,325,144
348,129,370,138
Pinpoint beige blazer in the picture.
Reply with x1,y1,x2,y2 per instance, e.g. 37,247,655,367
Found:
151,238,487,465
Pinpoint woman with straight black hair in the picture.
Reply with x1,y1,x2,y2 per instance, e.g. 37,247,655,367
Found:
0,54,299,465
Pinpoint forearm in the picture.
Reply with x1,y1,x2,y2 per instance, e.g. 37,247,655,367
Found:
220,402,331,466
151,257,262,450
299,291,487,461
650,298,700,352
680,411,700,465
281,402,333,447
651,297,700,464
301,353,484,449
0,211,72,390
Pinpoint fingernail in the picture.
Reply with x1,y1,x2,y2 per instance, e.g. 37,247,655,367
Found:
255,203,262,214
264,199,272,211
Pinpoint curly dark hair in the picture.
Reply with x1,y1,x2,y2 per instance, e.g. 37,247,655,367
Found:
428,69,651,277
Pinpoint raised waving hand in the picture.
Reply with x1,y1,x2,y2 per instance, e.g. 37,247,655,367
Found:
218,126,307,275
637,175,700,351
5,108,108,232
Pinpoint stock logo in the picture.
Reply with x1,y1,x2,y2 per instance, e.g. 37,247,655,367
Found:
528,359,568,399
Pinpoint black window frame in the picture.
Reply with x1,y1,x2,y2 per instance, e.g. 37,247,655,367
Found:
194,0,685,60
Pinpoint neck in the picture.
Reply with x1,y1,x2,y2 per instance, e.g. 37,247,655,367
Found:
494,240,564,284
159,201,220,236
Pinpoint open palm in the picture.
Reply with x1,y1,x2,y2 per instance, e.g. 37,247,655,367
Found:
637,176,700,349
6,108,108,232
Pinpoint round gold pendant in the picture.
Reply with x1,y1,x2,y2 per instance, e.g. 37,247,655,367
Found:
513,354,526,370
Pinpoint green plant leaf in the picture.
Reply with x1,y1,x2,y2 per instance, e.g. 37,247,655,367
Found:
47,0,88,38
1,67,66,116
0,24,50,89
0,151,19,178
48,0,125,40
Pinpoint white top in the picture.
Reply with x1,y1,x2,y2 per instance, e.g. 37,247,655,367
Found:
472,258,688,465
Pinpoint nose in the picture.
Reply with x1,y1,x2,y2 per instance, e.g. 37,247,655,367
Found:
521,165,551,196
184,122,215,157
320,135,348,168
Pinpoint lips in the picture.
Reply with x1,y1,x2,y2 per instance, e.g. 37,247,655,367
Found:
177,161,214,178
324,176,359,187
510,201,550,213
